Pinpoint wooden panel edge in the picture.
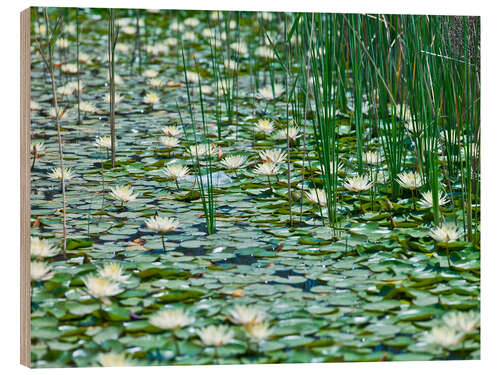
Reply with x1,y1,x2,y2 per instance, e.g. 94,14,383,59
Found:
20,7,31,368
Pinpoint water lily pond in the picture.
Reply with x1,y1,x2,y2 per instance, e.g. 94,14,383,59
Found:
29,8,480,367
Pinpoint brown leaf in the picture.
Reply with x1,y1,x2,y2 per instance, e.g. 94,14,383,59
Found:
166,80,183,87
32,217,41,228
273,243,284,251
390,217,397,229
231,289,246,297
127,238,147,250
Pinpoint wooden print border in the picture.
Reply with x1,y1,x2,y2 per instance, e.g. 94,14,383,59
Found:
20,7,31,368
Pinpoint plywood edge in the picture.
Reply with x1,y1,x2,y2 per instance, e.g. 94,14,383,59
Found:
20,7,31,369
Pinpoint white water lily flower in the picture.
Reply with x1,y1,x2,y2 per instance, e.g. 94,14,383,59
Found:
183,31,197,42
362,151,383,165
245,322,273,341
277,126,301,142
343,175,373,192
148,78,164,88
104,92,123,104
198,325,234,347
185,71,199,83
145,216,179,233
143,92,160,105
161,126,181,137
305,188,327,207
396,171,423,190
95,136,113,149
63,24,76,34
261,12,274,21
443,311,480,334
31,100,41,111
84,275,123,300
145,44,167,55
97,352,135,367
314,161,344,175
217,80,230,96
162,164,190,180
149,308,194,330
221,155,247,170
393,103,412,121
78,52,91,64
166,37,178,47
230,41,248,55
121,25,136,35
34,24,47,35
116,18,131,27
109,75,123,87
31,237,58,258
80,101,98,113
153,39,170,54
55,38,69,48
255,46,275,60
31,141,45,156
31,261,54,281
48,107,69,120
258,84,284,100
57,85,76,96
110,185,138,204
170,22,185,32
429,223,463,243
374,171,389,185
98,263,130,284
184,17,200,27
160,136,180,149
258,149,286,163
224,59,238,71
418,191,450,209
188,144,217,157
61,63,78,74
228,305,267,325
48,167,75,181
201,85,214,95
422,326,464,348
255,119,274,134
66,81,83,92
202,28,215,39
115,43,130,53
210,11,221,21
254,162,279,176
143,69,159,78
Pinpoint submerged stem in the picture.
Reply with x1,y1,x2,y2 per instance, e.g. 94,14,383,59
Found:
31,150,37,171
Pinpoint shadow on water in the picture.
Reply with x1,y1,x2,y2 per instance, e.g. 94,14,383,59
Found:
270,269,323,292
214,254,258,266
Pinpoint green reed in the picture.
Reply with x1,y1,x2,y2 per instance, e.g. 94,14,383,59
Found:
107,9,118,167
180,46,216,235
299,13,341,232
34,8,68,253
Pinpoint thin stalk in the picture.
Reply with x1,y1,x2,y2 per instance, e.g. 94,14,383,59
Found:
107,8,118,167
76,8,81,124
38,9,68,254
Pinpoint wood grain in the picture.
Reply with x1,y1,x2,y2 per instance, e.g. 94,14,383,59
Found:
20,7,31,368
